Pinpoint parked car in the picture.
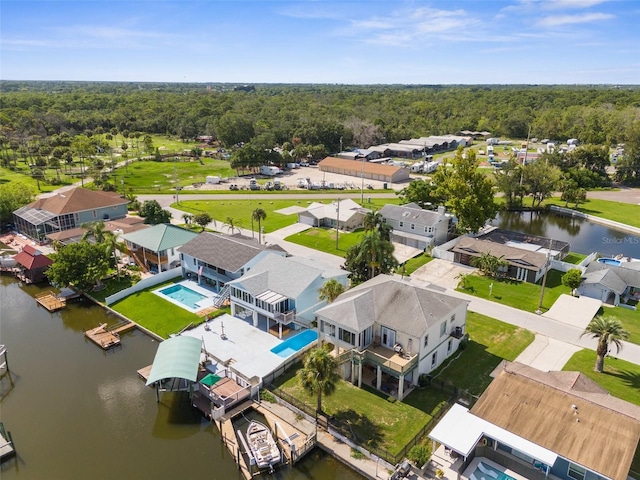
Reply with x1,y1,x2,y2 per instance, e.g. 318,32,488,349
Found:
229,184,239,190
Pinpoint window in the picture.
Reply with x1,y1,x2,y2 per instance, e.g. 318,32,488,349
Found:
193,258,197,265
339,328,355,346
431,351,438,367
410,223,415,230
568,465,586,480
450,314,455,324
423,334,429,348
447,339,453,353
92,210,97,218
440,322,447,337
424,226,433,233
399,221,404,228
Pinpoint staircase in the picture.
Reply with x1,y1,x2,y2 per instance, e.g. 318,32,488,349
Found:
213,284,231,308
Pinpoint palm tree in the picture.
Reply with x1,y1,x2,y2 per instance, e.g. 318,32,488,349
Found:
318,279,345,303
102,231,126,279
81,221,107,243
356,230,397,280
252,208,267,243
363,210,383,232
581,316,630,373
225,217,243,235
298,347,340,413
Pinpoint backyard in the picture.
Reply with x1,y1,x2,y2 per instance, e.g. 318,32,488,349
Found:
274,311,534,458
544,197,640,230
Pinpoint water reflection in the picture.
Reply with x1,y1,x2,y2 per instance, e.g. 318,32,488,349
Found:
493,211,640,257
0,276,363,480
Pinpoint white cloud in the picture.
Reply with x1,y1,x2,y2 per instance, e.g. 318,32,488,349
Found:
541,0,610,10
536,12,614,27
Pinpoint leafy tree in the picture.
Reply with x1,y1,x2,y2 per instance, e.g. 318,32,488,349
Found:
139,200,171,224
182,213,193,225
46,241,110,291
567,144,609,176
396,179,443,209
561,269,583,294
318,278,346,304
193,212,212,231
0,181,36,226
581,316,629,373
298,347,340,413
433,147,498,233
521,161,561,208
362,210,392,241
252,208,267,243
493,162,524,209
81,220,108,243
559,178,587,208
216,113,255,147
614,121,640,184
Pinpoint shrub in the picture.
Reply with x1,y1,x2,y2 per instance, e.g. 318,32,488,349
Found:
260,390,276,403
350,448,365,460
418,374,431,388
408,444,431,467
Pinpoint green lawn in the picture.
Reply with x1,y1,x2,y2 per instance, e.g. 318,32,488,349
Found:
110,278,206,338
457,270,571,313
544,197,640,229
274,369,448,457
430,312,535,395
402,253,434,276
0,164,76,193
602,306,640,345
176,197,400,235
563,252,587,264
286,227,365,256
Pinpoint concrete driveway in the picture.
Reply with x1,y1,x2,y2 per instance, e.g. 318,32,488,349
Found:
409,259,477,290
514,334,582,372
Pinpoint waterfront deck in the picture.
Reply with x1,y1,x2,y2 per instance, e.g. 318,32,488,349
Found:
0,423,15,462
35,291,66,312
137,365,153,382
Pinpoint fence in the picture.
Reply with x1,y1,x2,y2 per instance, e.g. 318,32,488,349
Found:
105,267,182,305
432,236,464,261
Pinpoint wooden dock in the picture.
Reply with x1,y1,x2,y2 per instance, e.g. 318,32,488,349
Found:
35,291,66,312
137,365,152,382
0,422,15,463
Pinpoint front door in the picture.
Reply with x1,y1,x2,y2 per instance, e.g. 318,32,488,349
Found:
381,326,396,349
516,267,527,282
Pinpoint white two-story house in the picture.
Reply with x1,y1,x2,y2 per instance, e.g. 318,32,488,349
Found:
315,274,468,401
380,203,454,249
178,232,287,294
227,255,348,339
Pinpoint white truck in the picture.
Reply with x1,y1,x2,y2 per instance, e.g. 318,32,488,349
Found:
259,165,281,176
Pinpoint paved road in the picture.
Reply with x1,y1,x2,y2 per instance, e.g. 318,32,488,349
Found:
587,187,640,205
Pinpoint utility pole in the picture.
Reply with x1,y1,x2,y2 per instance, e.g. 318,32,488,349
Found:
536,239,553,314
360,158,365,203
335,199,340,250
174,157,179,205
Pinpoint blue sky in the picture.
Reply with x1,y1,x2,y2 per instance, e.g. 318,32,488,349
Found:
1,0,638,84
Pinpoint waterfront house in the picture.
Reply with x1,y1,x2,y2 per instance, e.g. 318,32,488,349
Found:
429,362,640,480
379,203,454,248
13,244,53,283
577,259,640,306
227,254,348,338
121,224,198,273
315,275,468,401
13,188,128,243
178,232,287,293
297,199,368,231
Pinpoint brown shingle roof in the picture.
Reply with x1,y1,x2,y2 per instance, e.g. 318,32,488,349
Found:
452,237,547,270
318,157,405,176
28,188,128,214
471,363,640,480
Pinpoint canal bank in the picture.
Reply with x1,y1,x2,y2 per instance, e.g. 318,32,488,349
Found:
0,276,363,480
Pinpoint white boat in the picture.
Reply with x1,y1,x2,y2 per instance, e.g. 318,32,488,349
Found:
246,421,281,470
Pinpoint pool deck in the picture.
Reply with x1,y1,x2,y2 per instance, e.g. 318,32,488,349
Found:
181,314,288,380
152,279,219,313
461,456,529,480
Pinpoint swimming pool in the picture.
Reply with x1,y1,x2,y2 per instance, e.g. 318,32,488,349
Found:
270,330,318,357
469,462,516,480
598,258,622,266
159,284,206,309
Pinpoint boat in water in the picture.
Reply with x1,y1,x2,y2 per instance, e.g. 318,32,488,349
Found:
246,421,281,471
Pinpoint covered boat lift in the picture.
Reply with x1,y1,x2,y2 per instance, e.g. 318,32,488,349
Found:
146,336,202,401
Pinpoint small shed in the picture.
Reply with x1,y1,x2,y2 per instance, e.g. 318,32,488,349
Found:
13,245,53,283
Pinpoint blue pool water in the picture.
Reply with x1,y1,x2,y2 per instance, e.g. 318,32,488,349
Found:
470,462,516,480
598,258,622,266
159,284,206,309
271,330,318,357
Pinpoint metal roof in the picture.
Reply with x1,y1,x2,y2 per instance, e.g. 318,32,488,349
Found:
255,290,288,305
145,336,202,386
123,224,198,252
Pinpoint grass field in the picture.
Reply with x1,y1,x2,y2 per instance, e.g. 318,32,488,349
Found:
544,197,640,229
602,306,640,345
563,252,587,264
403,253,434,275
286,227,365,256
457,270,571,313
430,312,535,395
175,197,401,234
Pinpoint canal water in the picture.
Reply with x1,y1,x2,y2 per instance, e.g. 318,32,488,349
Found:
0,276,362,480
492,211,640,258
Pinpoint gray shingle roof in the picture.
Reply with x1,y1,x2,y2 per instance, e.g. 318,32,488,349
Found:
178,232,286,273
316,274,467,336
583,261,640,293
228,255,345,299
380,203,446,227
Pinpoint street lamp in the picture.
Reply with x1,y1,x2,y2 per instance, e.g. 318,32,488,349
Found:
536,239,553,314
360,157,365,203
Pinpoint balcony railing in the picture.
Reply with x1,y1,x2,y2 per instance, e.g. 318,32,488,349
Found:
356,348,418,376
450,326,464,339
274,310,296,324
